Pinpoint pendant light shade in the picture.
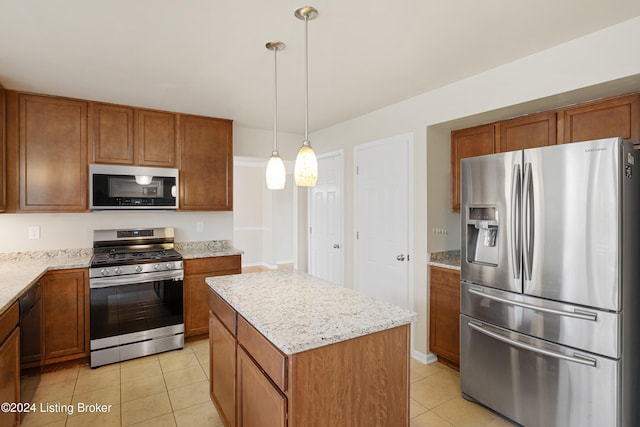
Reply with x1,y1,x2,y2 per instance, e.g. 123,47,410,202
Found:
265,41,286,190
294,6,318,187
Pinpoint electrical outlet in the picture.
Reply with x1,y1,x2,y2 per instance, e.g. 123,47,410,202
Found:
196,221,204,233
28,226,41,240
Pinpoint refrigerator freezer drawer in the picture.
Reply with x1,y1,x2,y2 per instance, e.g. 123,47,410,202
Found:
461,314,620,427
461,281,621,358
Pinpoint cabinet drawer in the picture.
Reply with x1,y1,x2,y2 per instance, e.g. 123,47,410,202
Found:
237,315,287,392
0,302,19,344
209,290,236,335
185,255,241,275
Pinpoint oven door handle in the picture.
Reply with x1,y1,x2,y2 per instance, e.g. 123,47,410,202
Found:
89,270,184,288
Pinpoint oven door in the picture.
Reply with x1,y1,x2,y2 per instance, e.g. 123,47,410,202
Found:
90,270,184,346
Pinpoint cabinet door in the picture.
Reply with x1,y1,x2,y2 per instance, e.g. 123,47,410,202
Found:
450,124,495,212
136,109,177,167
179,115,233,211
0,329,20,427
429,266,461,367
18,94,88,212
0,85,6,212
90,103,135,164
496,112,557,152
561,94,640,144
210,312,236,427
237,346,286,427
42,269,88,364
184,256,241,337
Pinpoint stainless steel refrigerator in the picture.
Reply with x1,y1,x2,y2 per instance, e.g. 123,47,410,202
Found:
460,137,640,427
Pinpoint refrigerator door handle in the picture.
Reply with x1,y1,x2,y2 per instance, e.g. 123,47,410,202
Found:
467,321,598,367
468,287,598,321
522,163,534,281
510,163,522,280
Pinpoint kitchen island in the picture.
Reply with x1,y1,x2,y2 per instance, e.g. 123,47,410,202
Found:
206,270,416,427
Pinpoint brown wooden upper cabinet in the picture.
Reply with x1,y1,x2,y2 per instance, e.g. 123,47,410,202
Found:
496,112,557,152
90,103,177,168
0,85,6,213
450,124,495,212
11,92,88,212
179,115,233,211
561,94,640,144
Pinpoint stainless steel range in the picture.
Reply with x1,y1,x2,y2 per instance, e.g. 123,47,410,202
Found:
89,227,184,368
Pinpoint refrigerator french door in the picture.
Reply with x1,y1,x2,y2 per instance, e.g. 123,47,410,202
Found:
460,137,640,427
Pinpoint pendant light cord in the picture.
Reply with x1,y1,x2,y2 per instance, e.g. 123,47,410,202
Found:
273,46,278,152
304,14,309,143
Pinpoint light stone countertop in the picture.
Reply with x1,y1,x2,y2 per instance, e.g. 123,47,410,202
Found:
428,249,461,271
0,251,92,314
206,270,417,355
176,240,243,260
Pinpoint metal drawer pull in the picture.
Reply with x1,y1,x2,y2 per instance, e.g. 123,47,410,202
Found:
468,287,597,321
468,321,597,367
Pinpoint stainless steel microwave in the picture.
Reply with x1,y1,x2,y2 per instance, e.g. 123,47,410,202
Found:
89,164,179,210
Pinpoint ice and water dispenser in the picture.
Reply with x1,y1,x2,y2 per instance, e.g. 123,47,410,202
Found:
466,206,499,266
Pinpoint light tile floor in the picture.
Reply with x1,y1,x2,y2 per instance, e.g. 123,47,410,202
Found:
20,339,516,426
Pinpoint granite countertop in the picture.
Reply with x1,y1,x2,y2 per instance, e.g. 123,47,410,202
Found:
428,250,461,271
0,240,244,315
206,270,417,355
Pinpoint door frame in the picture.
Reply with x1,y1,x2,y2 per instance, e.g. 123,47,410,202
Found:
307,149,345,284
353,133,414,310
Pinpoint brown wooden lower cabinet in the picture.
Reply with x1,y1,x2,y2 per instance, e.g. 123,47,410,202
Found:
429,265,461,368
209,288,410,427
0,302,20,427
185,255,241,337
41,268,89,365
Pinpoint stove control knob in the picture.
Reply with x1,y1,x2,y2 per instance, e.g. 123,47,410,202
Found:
154,264,161,271
166,262,174,270
135,265,143,273
114,267,123,275
100,268,110,276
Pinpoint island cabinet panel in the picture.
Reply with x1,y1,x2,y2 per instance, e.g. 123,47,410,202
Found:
237,346,287,427
12,92,88,212
450,124,495,212
237,315,287,392
210,311,236,427
286,325,410,427
178,115,233,211
184,255,241,337
429,266,461,368
89,103,135,165
560,94,640,144
41,269,89,364
0,302,19,427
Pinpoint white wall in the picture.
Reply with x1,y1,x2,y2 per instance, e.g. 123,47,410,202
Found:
309,17,640,360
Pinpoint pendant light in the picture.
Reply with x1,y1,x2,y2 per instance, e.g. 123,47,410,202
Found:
265,41,287,190
294,6,318,187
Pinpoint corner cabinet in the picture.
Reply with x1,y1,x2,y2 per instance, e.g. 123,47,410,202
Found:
184,255,241,337
41,269,89,365
7,92,88,212
0,303,20,427
429,266,461,369
179,115,233,211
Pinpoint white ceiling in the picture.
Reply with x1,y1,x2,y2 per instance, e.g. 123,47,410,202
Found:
1,0,639,133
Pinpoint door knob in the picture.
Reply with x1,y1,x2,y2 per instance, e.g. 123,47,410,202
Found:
396,254,405,261
333,244,340,249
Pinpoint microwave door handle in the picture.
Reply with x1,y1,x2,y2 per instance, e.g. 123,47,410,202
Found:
467,321,597,367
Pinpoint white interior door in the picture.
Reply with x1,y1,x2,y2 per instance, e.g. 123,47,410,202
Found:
309,151,344,285
355,134,411,308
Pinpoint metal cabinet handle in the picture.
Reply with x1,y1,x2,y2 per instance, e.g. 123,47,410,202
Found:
468,287,597,321
468,321,597,367
396,254,405,261
333,244,340,249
